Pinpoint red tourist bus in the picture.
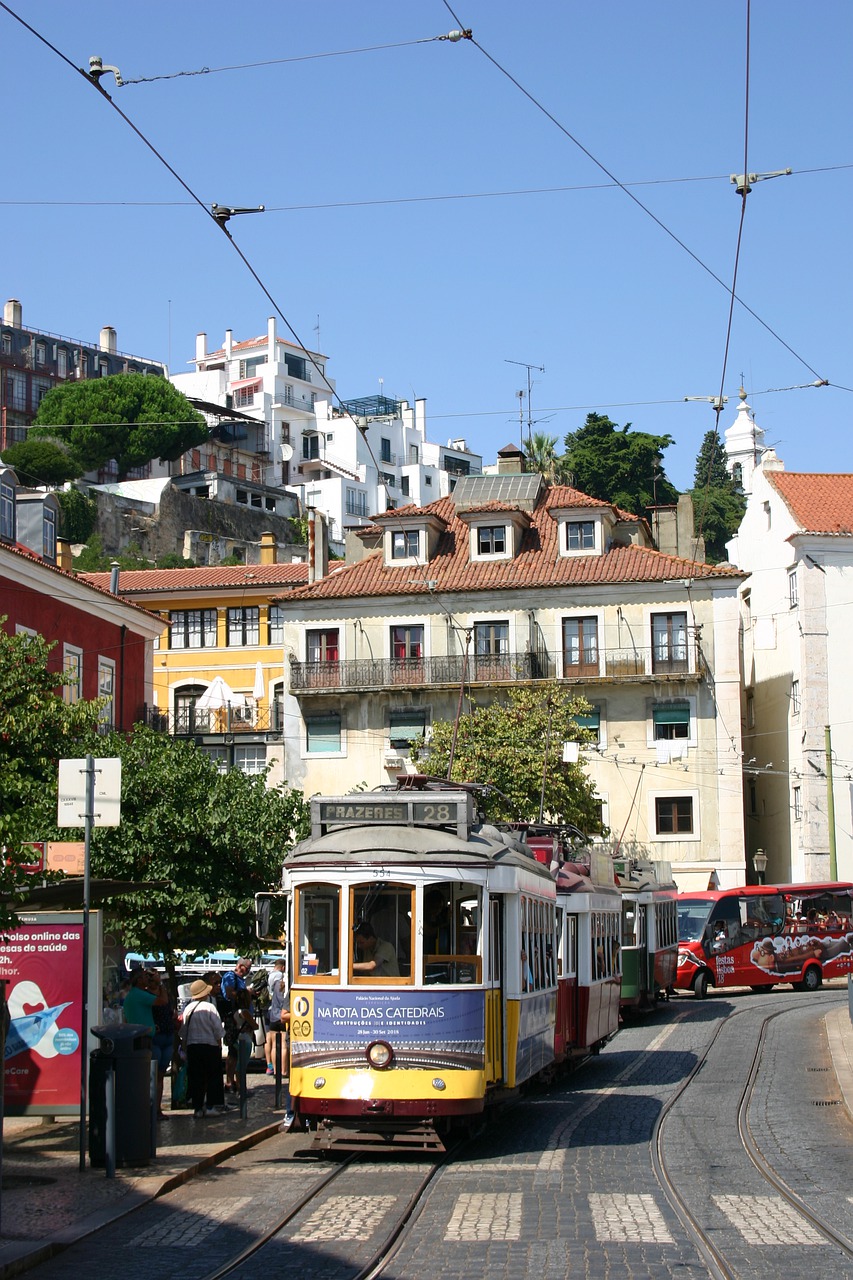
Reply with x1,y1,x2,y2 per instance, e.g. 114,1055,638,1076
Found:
675,882,853,998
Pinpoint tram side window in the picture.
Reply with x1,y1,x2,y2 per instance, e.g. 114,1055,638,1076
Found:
622,902,637,947
592,911,620,979
655,900,678,950
424,882,482,984
352,884,413,980
521,894,556,992
294,884,341,980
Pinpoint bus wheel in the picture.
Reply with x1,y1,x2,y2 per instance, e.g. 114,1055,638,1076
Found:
693,970,709,999
801,965,822,992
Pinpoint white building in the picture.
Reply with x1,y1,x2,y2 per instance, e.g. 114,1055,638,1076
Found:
275,471,747,890
726,433,853,885
172,318,482,555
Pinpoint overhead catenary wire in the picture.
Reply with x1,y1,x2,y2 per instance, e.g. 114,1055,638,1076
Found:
691,0,752,562
2,162,850,211
440,0,827,385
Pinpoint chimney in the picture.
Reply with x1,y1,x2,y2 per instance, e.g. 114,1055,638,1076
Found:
259,531,277,565
496,443,525,475
4,299,22,328
224,329,233,360
100,326,117,354
56,538,73,571
307,509,328,584
267,315,276,363
109,561,120,594
195,332,208,364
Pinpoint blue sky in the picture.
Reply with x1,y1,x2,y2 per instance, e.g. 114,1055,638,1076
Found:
2,1,850,490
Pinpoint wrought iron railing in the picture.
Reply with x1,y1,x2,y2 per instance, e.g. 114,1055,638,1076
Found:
289,644,696,693
143,704,280,736
289,651,553,693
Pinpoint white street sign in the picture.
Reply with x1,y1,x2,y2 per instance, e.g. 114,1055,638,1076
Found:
57,758,122,827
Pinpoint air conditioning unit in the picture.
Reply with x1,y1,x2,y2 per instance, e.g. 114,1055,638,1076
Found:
383,751,404,769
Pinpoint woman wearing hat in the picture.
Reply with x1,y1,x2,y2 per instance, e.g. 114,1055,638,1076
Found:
180,979,230,1118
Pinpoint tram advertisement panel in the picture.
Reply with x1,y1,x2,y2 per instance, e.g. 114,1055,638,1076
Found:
290,989,485,1069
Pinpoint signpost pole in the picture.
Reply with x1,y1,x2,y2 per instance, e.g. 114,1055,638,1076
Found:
78,754,95,1172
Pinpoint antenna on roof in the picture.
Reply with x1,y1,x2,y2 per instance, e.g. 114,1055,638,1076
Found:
505,358,545,454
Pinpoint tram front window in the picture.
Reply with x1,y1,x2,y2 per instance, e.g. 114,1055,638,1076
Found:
424,882,483,985
678,898,713,943
294,884,340,979
351,884,413,981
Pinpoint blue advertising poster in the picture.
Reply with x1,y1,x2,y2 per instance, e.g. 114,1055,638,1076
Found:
291,988,485,1071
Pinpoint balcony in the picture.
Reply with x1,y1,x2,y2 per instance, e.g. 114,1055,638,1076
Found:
288,644,698,694
143,703,282,737
289,651,552,694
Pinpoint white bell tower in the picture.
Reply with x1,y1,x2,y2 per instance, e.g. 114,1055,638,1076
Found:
723,387,766,496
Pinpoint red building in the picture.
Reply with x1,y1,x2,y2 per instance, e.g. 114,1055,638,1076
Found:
0,466,163,728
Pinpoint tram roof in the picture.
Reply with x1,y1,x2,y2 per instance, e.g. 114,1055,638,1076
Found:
284,821,555,881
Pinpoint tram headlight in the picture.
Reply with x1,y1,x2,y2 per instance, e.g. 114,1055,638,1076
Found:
313,1076,326,1090
366,1040,394,1069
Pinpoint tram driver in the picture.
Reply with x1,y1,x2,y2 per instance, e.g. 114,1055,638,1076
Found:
352,922,400,977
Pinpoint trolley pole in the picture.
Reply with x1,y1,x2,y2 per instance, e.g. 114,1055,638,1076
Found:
825,724,837,881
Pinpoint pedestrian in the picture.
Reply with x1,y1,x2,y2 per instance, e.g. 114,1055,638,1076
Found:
265,958,287,1076
220,956,252,1008
149,973,178,1118
180,979,230,1118
224,988,257,1094
122,968,167,1031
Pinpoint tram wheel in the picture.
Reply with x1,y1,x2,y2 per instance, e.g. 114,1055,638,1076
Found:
693,970,709,999
800,965,822,992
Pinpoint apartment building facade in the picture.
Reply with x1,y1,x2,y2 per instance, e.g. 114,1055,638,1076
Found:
274,473,747,890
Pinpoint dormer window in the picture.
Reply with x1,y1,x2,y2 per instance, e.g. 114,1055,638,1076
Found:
566,520,595,551
42,506,57,562
392,530,419,560
477,525,506,556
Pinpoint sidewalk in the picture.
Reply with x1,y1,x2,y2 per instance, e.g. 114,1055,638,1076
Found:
0,1072,286,1280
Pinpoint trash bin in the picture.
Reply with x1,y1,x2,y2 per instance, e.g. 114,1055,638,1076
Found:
89,1023,153,1167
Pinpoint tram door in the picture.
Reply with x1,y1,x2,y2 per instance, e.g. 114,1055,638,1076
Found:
486,896,504,1085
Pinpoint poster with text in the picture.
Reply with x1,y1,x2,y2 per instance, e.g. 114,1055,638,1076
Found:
1,912,102,1115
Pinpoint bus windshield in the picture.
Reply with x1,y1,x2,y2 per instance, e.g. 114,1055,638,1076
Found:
678,898,713,943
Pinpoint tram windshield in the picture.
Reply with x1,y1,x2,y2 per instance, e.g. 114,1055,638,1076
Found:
677,898,713,943
352,884,413,980
295,883,341,978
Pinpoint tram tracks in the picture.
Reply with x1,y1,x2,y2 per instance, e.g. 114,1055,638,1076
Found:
652,991,853,1280
198,1143,454,1280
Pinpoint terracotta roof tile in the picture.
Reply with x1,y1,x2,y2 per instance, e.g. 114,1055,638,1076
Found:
766,472,853,534
282,487,742,602
1,543,162,621
81,564,309,594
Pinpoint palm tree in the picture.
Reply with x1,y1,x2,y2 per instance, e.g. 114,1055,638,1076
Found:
525,432,572,484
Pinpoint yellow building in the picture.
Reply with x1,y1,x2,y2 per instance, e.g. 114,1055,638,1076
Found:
81,535,307,783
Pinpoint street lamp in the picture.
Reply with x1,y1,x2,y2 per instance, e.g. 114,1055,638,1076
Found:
752,848,768,885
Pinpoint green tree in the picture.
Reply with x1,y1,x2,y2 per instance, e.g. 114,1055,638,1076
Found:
418,682,603,830
72,536,155,572
32,374,207,479
71,727,311,959
563,412,679,516
1,438,81,486
56,487,98,542
689,429,746,562
0,626,102,929
525,432,572,484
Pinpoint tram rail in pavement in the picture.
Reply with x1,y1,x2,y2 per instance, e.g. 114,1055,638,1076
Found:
1,990,851,1280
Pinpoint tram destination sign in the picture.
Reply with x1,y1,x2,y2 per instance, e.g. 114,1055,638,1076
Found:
312,792,473,839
